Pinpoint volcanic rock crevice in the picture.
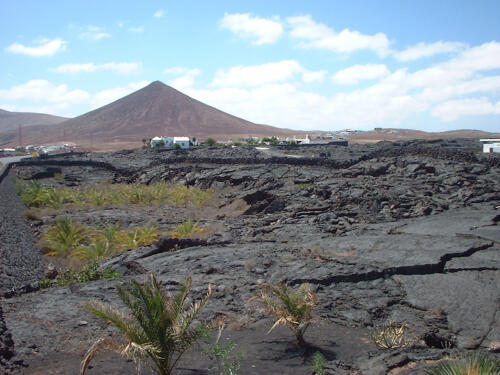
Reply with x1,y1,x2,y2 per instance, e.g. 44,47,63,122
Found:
289,242,494,286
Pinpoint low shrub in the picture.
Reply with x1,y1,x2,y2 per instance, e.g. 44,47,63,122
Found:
200,320,242,375
312,351,326,375
42,261,121,288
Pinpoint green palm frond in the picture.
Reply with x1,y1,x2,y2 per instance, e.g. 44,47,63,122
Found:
424,354,500,375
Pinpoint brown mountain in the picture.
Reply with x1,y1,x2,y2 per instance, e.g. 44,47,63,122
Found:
0,109,67,132
0,81,298,149
349,128,500,143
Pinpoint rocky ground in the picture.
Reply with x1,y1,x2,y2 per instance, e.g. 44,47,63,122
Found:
0,139,499,374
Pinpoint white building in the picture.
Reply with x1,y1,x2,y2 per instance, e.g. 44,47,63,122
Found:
173,137,190,149
151,136,190,149
479,139,500,153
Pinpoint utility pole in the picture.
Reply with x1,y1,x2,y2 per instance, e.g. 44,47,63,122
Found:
18,124,22,147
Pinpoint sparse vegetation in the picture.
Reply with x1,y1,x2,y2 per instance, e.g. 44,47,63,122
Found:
205,138,217,146
312,351,326,375
41,219,160,259
81,274,212,375
17,180,214,209
250,282,317,346
201,320,242,375
424,354,500,375
169,218,206,239
370,320,413,349
42,217,87,257
54,261,121,287
40,261,120,288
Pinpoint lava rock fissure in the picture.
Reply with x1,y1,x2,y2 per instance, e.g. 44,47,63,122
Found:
289,243,494,286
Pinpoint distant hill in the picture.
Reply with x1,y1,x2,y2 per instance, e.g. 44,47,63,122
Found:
349,128,500,143
0,109,67,132
0,81,299,149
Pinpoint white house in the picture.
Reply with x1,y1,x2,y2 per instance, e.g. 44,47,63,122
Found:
173,137,190,149
151,136,190,149
479,139,500,153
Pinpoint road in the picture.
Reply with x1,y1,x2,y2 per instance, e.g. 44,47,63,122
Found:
0,155,31,179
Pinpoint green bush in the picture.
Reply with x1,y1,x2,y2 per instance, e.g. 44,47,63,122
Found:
53,261,121,287
312,351,326,375
201,321,242,375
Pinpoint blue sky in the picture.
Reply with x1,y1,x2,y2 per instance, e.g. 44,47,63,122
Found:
1,0,499,132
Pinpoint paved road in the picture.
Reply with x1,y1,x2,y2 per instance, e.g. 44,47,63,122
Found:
0,155,31,179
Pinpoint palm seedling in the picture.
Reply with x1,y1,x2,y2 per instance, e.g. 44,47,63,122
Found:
169,218,206,239
118,225,160,250
42,217,86,257
18,180,45,207
75,240,115,261
250,282,317,347
81,274,212,375
424,353,500,375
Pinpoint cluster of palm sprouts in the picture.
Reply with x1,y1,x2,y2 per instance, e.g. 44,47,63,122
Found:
41,218,160,260
17,180,214,209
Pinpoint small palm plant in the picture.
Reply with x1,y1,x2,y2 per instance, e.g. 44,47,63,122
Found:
119,225,160,250
76,240,115,261
169,218,206,239
81,274,212,375
424,354,500,375
250,282,317,347
42,217,86,257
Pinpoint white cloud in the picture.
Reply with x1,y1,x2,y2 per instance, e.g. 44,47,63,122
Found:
0,80,90,104
79,25,111,41
220,13,283,45
181,42,500,130
211,60,327,87
54,62,142,75
302,70,328,83
211,60,302,87
432,98,500,121
332,64,390,85
90,81,150,109
164,67,189,75
287,15,390,56
164,68,201,90
395,41,466,61
153,9,165,18
5,38,66,57
128,26,144,33
0,80,151,116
